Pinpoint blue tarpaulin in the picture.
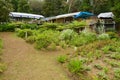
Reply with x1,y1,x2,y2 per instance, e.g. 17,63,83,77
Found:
74,12,94,19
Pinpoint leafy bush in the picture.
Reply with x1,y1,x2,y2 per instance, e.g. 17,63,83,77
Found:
35,30,60,49
35,34,52,49
0,63,7,73
57,55,67,63
94,64,103,70
69,29,97,46
97,71,109,80
68,59,85,74
59,29,77,41
114,68,120,80
40,22,59,30
107,32,119,39
16,29,34,38
26,36,36,44
59,41,68,49
67,20,86,29
110,53,120,60
0,39,2,54
98,33,110,40
0,23,15,32
47,43,57,51
0,22,39,32
102,46,110,54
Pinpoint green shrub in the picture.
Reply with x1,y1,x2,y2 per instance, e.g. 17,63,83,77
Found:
34,30,60,50
21,23,38,29
59,29,77,41
107,32,119,39
35,34,52,49
102,46,110,54
26,36,36,44
0,39,3,54
68,59,85,74
67,20,86,29
110,53,120,60
0,63,7,73
16,29,34,38
0,23,16,32
57,55,67,63
0,39,3,49
97,71,109,80
47,43,57,51
114,68,120,80
40,22,59,30
103,67,109,74
94,64,103,70
59,41,67,49
98,33,110,40
70,29,97,46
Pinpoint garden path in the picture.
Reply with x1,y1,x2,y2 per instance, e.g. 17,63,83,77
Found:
0,32,71,80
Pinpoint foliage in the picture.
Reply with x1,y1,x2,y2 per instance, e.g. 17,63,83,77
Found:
0,39,2,54
40,22,59,30
18,0,31,13
57,55,67,63
29,0,43,14
98,33,110,40
94,64,103,70
111,1,120,23
70,29,97,46
0,63,7,73
97,71,109,80
0,38,7,74
35,33,52,49
0,22,38,32
16,29,34,38
35,30,60,49
26,36,36,44
109,53,120,60
47,42,57,51
67,21,86,29
0,0,12,22
68,59,85,74
42,0,65,16
59,29,76,41
102,46,110,54
114,68,120,80
106,32,119,39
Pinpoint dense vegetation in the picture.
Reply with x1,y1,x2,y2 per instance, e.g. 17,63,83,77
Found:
10,21,120,80
0,38,7,75
0,0,120,23
0,19,120,80
57,32,120,80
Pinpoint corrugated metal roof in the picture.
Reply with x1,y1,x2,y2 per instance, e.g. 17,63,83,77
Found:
98,12,114,18
9,12,44,19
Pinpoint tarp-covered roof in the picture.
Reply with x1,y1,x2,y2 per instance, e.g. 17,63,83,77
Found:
74,12,94,19
98,12,114,19
9,12,44,19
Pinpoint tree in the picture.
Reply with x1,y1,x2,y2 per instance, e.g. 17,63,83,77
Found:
80,0,92,12
42,0,65,17
111,1,120,22
0,0,12,22
29,0,43,14
10,0,19,12
18,0,31,13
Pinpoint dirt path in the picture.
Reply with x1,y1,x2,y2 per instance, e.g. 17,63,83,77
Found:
0,32,71,80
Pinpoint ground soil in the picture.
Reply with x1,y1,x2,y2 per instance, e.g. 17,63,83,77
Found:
0,32,72,80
